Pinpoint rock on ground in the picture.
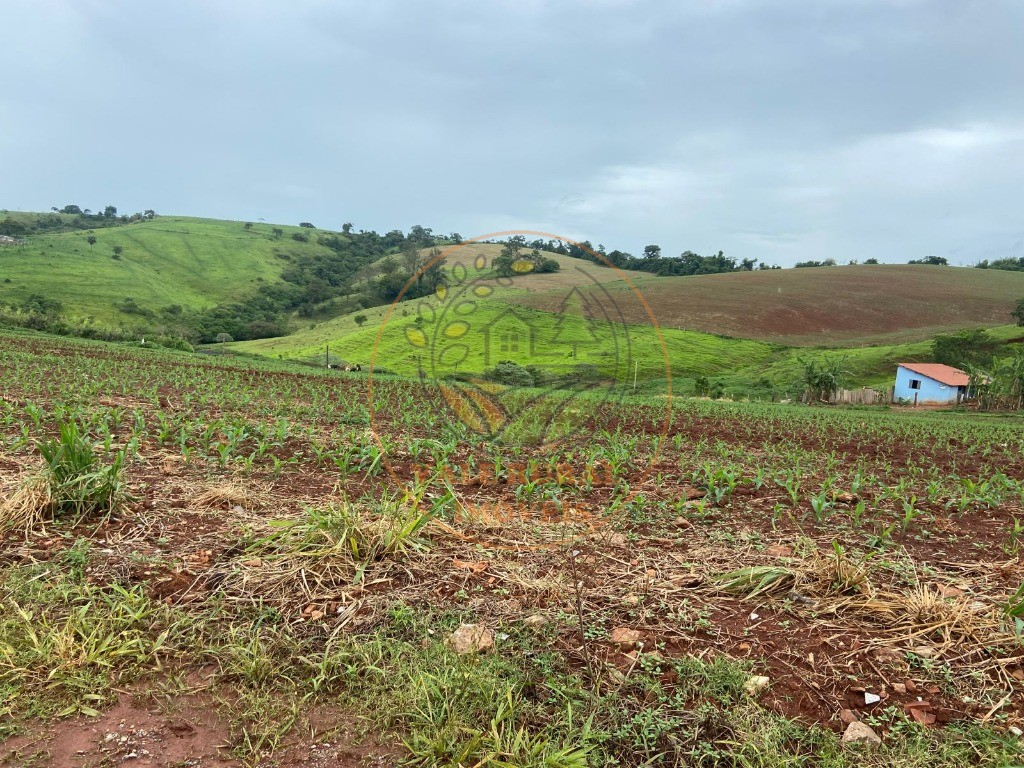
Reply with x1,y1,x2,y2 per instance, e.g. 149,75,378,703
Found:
448,624,494,654
842,721,882,747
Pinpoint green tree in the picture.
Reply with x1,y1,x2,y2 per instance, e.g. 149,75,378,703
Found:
933,329,997,370
271,228,283,239
111,245,123,259
215,332,233,350
354,314,368,327
494,240,559,277
86,235,97,251
798,356,845,403
1013,298,1024,326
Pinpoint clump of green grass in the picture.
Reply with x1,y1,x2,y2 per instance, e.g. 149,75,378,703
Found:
0,564,183,720
714,565,796,598
1,422,127,534
263,493,432,565
37,421,128,523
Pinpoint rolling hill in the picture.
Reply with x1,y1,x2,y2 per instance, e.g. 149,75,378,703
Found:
509,264,1024,347
0,215,343,324
230,239,1024,395
4,210,1024,395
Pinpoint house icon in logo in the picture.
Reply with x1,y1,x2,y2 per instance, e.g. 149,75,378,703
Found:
479,308,537,366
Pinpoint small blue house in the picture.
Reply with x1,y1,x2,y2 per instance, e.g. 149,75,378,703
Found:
894,363,969,405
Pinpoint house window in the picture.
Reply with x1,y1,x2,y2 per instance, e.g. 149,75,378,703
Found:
909,379,922,390
500,332,519,353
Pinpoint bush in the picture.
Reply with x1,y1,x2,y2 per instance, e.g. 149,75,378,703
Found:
487,361,534,387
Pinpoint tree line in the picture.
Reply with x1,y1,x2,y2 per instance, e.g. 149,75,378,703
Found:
0,205,155,238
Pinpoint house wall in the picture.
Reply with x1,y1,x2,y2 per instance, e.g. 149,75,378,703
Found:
893,366,960,404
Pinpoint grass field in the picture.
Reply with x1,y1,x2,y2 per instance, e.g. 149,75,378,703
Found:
231,291,1024,396
0,215,335,323
2,328,1023,766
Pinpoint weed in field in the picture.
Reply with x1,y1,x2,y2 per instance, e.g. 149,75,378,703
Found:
37,421,128,523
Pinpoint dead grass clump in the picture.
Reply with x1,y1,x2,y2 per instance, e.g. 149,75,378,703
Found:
210,496,432,607
801,544,872,597
193,481,270,511
880,586,1009,651
0,472,52,535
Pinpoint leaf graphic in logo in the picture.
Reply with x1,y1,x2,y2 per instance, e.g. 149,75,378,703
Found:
405,326,427,347
444,321,469,339
439,383,506,434
512,259,535,274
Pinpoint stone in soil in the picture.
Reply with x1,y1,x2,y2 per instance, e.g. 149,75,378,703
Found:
842,721,882,747
448,624,494,654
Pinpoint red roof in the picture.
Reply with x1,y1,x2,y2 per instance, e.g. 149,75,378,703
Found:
898,362,970,387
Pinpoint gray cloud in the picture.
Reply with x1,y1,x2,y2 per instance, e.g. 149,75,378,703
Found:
2,0,1022,265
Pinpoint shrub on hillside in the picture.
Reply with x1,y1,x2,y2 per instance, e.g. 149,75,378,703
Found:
486,361,534,387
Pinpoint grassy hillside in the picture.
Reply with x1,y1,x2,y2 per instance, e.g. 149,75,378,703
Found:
230,277,1024,397
512,264,1024,346
6,210,1024,392
0,215,337,324
230,297,777,384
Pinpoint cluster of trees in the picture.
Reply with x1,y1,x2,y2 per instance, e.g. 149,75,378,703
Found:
909,255,948,265
798,356,846,403
933,329,1000,371
693,376,726,399
976,257,1024,272
0,206,155,238
560,240,778,276
492,236,560,277
142,224,450,343
972,353,1024,411
0,294,191,350
933,324,1024,412
0,216,449,344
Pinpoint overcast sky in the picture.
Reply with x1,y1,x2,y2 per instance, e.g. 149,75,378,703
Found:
3,0,1022,265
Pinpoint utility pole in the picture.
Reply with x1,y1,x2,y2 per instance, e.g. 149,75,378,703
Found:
633,360,638,390
325,344,329,369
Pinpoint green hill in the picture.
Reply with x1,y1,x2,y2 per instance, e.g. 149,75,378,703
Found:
5,210,1024,396
0,215,331,323
226,239,1024,395
510,264,1024,347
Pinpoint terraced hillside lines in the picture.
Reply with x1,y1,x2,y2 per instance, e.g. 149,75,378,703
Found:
512,264,1024,346
0,216,329,322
